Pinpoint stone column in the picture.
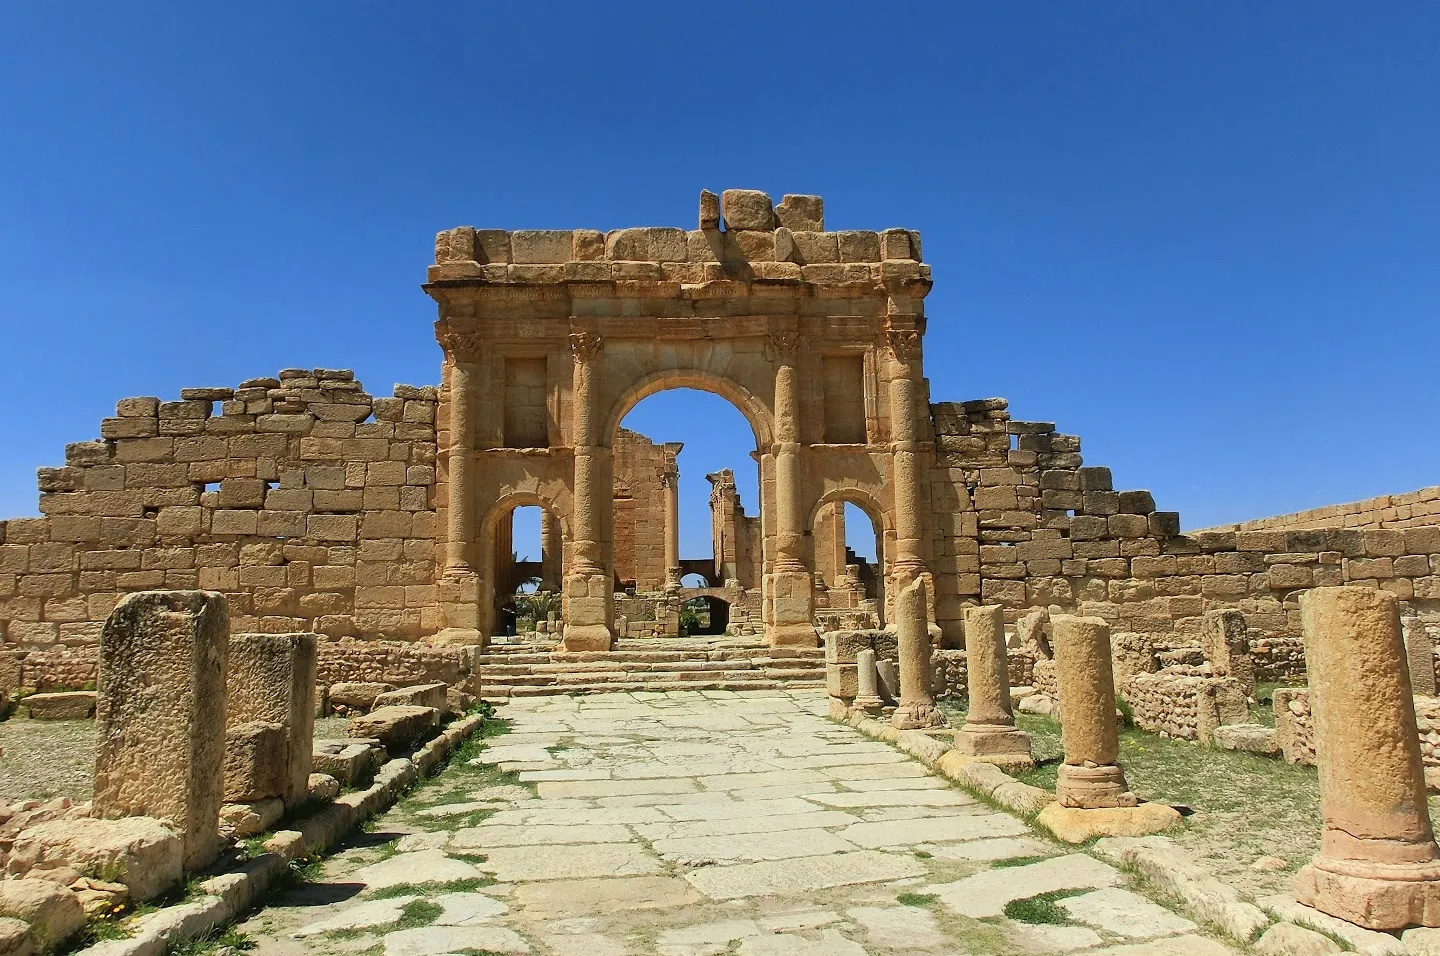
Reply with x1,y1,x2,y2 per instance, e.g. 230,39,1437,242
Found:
228,632,318,808
768,330,816,647
1294,587,1440,930
1405,617,1437,698
563,328,614,652
94,591,229,871
855,647,884,714
539,509,562,591
883,319,928,590
663,470,682,590
893,577,942,729
1052,615,1135,808
434,323,483,645
953,604,1032,768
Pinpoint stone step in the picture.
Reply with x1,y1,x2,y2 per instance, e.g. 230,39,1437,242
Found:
492,677,827,699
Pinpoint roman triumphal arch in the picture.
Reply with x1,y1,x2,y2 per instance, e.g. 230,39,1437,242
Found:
425,189,937,651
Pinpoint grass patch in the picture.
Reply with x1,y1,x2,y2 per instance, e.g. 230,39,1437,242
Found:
913,850,933,859
166,925,255,955
396,899,444,929
989,855,1051,869
370,877,494,900
1002,888,1087,925
448,851,488,866
897,892,937,907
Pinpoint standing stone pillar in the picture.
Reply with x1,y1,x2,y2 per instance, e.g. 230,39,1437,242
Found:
94,591,229,871
768,329,816,647
1294,587,1440,930
1052,615,1135,808
893,578,942,729
434,323,483,645
953,604,1032,768
1201,608,1256,699
1404,617,1437,698
855,647,884,714
228,632,318,807
539,509,562,592
663,470,682,590
564,328,614,652
883,319,929,593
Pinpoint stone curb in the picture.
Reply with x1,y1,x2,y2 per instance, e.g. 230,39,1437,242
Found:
836,710,1052,818
1092,836,1271,943
75,714,485,956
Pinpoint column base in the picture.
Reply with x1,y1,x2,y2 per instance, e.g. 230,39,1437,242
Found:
892,700,945,730
561,623,614,653
1036,802,1182,844
427,627,485,648
768,621,819,648
953,723,1034,769
1057,763,1137,809
854,694,886,716
1295,854,1440,930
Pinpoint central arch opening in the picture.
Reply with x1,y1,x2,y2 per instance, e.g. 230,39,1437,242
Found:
612,386,764,638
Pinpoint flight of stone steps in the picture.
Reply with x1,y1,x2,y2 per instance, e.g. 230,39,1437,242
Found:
476,636,827,698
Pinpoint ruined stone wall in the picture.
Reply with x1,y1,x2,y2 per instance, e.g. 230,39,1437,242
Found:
1203,486,1440,533
0,369,440,649
708,469,760,589
928,398,1440,647
930,649,1035,700
314,639,478,692
1121,671,1249,742
1276,689,1440,772
612,429,677,590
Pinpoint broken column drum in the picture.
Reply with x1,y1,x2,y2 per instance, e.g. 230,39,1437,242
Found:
892,578,942,729
1051,615,1136,809
1293,586,1440,930
952,604,1032,768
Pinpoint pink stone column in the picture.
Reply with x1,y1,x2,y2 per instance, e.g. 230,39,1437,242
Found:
1294,586,1440,930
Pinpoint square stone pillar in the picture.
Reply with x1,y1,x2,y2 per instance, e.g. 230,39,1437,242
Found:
1200,609,1255,699
94,591,229,871
1405,617,1437,698
228,632,318,807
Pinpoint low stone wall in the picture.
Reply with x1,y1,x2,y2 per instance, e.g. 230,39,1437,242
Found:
1275,688,1440,770
1121,671,1249,743
315,639,479,694
1032,658,1057,697
931,650,1035,699
1204,485,1440,533
7,645,100,692
1250,636,1306,683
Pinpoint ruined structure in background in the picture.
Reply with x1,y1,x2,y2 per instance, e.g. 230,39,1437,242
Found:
0,188,1436,671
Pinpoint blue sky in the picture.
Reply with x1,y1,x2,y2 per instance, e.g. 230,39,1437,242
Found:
2,3,1436,562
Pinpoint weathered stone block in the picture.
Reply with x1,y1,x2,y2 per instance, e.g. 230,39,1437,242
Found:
373,682,446,711
347,705,439,752
0,879,83,950
8,817,182,902
22,690,96,720
94,590,228,871
720,189,775,230
223,720,288,803
228,632,318,806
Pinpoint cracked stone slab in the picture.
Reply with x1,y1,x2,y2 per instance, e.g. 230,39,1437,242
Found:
635,810,859,841
382,924,530,955
838,813,1028,848
292,895,417,936
806,790,973,809
651,828,857,863
351,849,484,891
931,853,1121,918
450,823,634,848
684,850,927,900
735,929,869,955
478,843,662,881
846,905,947,949
1060,887,1197,939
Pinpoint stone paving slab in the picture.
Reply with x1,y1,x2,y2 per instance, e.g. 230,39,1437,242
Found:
230,689,1236,956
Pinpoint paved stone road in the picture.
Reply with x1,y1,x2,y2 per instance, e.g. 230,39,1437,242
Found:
237,690,1238,955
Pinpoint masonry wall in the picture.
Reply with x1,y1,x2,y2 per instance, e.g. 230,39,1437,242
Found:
1199,486,1440,533
0,369,440,649
612,429,677,591
928,398,1440,648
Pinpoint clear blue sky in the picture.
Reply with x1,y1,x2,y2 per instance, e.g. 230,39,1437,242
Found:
3,3,1437,562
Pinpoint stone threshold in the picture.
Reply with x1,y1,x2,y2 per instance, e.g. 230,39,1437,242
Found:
75,714,487,956
831,704,1291,950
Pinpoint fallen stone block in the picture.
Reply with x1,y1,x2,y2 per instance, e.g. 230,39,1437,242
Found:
373,682,447,712
308,773,340,803
69,877,129,919
223,720,289,803
1035,802,1182,844
21,691,96,720
8,816,182,902
347,706,440,753
328,682,397,714
219,798,285,839
1210,722,1280,757
0,878,85,950
0,917,33,956
313,739,387,787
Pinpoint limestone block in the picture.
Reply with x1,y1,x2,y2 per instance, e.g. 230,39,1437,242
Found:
1211,723,1280,756
22,691,95,720
698,189,720,230
775,194,824,231
791,231,839,264
837,231,880,262
373,682,447,711
720,189,775,230
8,817,182,902
0,880,83,950
228,631,317,806
219,797,285,839
347,705,440,752
223,720,289,803
308,772,341,802
94,590,228,871
0,918,33,956
328,681,398,713
312,739,387,787
510,229,574,263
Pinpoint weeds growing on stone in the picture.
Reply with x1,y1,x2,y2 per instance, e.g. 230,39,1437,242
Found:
370,877,493,899
1001,889,1087,924
896,892,937,907
166,925,255,955
395,899,444,929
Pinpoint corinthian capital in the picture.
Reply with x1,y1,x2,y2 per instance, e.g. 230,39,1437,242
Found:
884,322,922,364
435,322,483,362
569,331,603,362
767,330,799,364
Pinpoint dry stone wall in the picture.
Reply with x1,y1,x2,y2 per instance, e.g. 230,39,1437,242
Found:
928,398,1440,649
0,369,440,650
1204,486,1440,533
